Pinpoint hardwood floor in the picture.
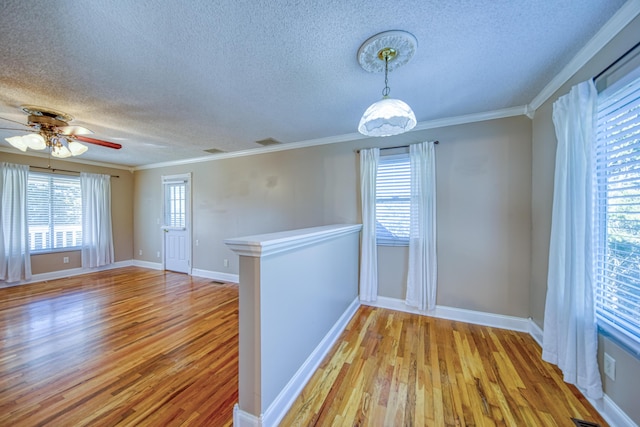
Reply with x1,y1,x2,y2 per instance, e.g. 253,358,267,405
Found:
1,268,607,426
282,305,608,427
0,267,238,426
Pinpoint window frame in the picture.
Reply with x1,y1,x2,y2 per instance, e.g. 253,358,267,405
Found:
593,51,640,358
375,152,411,246
27,172,83,254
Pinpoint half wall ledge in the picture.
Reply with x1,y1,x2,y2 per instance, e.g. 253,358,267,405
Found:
225,223,362,427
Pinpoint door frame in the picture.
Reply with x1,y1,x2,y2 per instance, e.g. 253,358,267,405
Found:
161,173,192,273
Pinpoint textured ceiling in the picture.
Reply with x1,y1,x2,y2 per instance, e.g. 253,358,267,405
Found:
0,0,628,167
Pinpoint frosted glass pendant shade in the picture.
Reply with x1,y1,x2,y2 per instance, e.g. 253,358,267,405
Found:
22,133,46,150
68,140,88,156
358,98,417,137
5,136,28,152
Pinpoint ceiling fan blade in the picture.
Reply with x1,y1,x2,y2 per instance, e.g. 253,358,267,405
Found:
58,125,93,136
75,135,122,150
0,127,31,132
0,115,29,126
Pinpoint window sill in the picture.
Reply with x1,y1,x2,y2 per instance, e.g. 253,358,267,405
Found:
31,247,81,255
377,241,409,247
598,322,640,360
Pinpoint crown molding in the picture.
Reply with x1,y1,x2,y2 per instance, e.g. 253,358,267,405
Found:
134,106,528,171
411,105,528,131
0,147,135,172
528,0,640,112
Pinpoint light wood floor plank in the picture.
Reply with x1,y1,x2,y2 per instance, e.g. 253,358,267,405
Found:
282,305,608,427
2,270,609,426
0,267,238,427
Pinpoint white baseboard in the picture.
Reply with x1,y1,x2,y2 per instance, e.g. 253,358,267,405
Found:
602,394,638,427
367,296,530,332
234,404,263,427
528,318,544,347
132,260,163,270
1,260,134,288
191,268,239,284
234,297,360,427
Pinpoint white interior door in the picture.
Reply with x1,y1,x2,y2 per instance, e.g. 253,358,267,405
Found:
162,174,191,273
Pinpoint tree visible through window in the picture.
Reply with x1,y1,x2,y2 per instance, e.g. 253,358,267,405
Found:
27,173,82,252
594,70,640,352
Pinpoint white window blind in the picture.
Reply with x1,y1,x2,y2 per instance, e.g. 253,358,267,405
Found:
27,173,82,252
164,182,186,228
376,153,410,245
594,73,640,352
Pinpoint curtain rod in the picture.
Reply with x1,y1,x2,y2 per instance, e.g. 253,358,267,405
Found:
355,141,439,153
30,165,120,178
593,40,640,82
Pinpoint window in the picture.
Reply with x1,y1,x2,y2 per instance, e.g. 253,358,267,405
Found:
376,153,410,245
594,70,640,352
27,173,82,252
164,181,186,228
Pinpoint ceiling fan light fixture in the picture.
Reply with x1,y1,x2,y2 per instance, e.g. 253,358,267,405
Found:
5,135,28,152
51,145,72,158
68,140,88,156
357,31,418,137
22,133,47,150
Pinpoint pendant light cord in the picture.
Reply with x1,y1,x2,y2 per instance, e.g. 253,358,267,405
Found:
382,53,390,98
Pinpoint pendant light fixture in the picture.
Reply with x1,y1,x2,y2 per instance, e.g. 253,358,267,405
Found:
357,30,417,137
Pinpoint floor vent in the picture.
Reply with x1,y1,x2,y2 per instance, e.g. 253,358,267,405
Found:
209,280,226,285
571,418,601,427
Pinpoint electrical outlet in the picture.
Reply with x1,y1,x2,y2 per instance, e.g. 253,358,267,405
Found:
157,251,161,258
224,259,229,267
63,256,69,264
139,249,143,256
196,239,199,246
604,352,616,380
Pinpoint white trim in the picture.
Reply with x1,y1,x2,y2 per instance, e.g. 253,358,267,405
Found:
134,107,527,171
528,318,544,347
586,394,639,427
0,147,135,172
132,260,163,270
191,268,239,284
225,224,362,258
161,173,192,274
528,0,640,112
233,404,262,427
260,297,360,427
0,260,134,288
411,106,527,132
366,296,530,332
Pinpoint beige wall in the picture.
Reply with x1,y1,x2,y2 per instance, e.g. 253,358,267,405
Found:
0,151,134,275
134,115,532,318
375,118,532,317
530,15,640,424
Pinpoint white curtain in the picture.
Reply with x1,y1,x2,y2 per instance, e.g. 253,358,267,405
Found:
0,162,31,282
406,142,437,311
81,172,114,268
542,80,602,400
360,148,379,302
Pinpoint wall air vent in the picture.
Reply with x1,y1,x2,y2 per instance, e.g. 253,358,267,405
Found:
571,418,600,427
255,138,281,146
204,148,226,154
